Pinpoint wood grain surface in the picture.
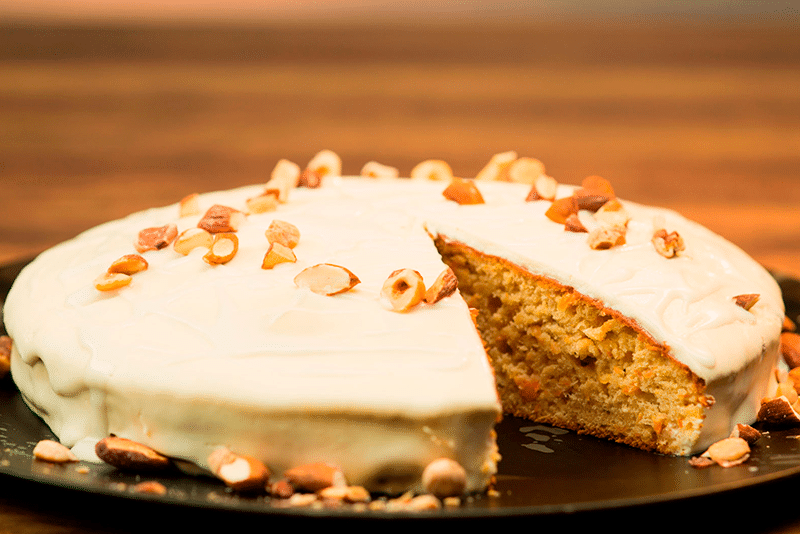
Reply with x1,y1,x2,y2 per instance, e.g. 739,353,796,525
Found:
1,15,799,532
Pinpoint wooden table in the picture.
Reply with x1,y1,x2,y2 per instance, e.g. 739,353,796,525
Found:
1,16,799,532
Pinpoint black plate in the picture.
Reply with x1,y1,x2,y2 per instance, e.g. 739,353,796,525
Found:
1,258,800,524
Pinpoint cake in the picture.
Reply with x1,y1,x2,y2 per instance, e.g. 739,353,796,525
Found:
1,151,785,498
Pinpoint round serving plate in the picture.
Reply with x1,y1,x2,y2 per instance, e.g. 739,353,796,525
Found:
1,259,799,527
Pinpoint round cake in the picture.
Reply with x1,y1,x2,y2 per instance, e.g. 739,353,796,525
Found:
2,152,785,497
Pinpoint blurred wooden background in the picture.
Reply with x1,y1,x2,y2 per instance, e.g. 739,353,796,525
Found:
0,3,799,279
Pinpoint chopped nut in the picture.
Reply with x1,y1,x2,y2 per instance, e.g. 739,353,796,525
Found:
245,191,280,214
703,437,750,467
574,194,613,212
134,223,179,253
307,149,342,178
107,254,148,275
587,224,627,250
544,196,578,224
730,423,762,444
422,458,467,499
197,205,247,234
173,227,214,255
781,332,800,369
133,481,168,495
506,157,546,184
203,233,239,265
261,242,297,269
298,168,323,188
360,161,399,178
757,395,800,426
33,440,79,464
207,447,270,492
266,159,302,202
405,494,442,511
688,455,716,468
0,336,11,379
576,175,615,199
318,485,371,503
424,267,458,304
294,264,361,296
564,213,588,233
474,150,517,181
179,193,201,217
525,175,559,201
95,436,171,471
269,478,295,499
94,272,132,291
265,219,301,249
442,178,485,205
382,268,426,312
410,159,454,181
652,228,685,258
593,198,630,228
284,462,346,493
733,293,760,311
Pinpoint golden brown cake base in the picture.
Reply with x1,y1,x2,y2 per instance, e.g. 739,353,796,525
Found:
435,237,712,455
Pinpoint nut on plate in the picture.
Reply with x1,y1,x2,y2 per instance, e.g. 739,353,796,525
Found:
173,227,213,256
361,161,399,178
525,174,558,202
284,461,346,493
203,233,239,265
733,293,760,311
421,458,468,499
208,447,270,492
265,219,301,249
33,439,79,464
179,193,201,217
266,159,302,202
474,150,517,181
306,149,342,178
261,242,297,269
107,254,149,275
506,157,546,185
95,436,171,471
94,272,132,292
410,159,453,181
652,229,685,259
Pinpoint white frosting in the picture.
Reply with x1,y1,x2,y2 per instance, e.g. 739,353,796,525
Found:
3,176,784,481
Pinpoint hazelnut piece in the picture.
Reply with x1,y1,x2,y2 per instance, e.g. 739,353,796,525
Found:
382,268,426,312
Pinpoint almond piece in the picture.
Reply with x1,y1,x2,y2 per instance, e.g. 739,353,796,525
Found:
733,293,760,311
382,268,426,312
442,178,485,205
207,447,270,493
179,193,201,217
421,458,467,499
197,205,246,234
564,213,588,233
107,254,148,275
757,395,800,426
730,423,762,444
298,168,323,188
703,437,750,467
525,174,558,201
245,191,280,214
33,439,79,464
203,233,239,265
544,196,578,224
94,272,132,291
307,149,342,178
410,159,454,181
294,264,361,296
173,227,214,255
133,481,168,495
134,223,179,253
652,229,685,258
95,436,171,471
0,335,11,379
587,224,627,250
424,267,458,304
266,159,302,202
594,198,630,228
474,150,517,181
261,242,297,269
265,219,301,249
506,157,546,184
576,175,615,198
360,161,399,178
284,462,346,493
781,332,800,368
318,485,371,504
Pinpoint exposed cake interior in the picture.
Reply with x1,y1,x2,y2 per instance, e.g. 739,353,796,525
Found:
436,238,710,454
